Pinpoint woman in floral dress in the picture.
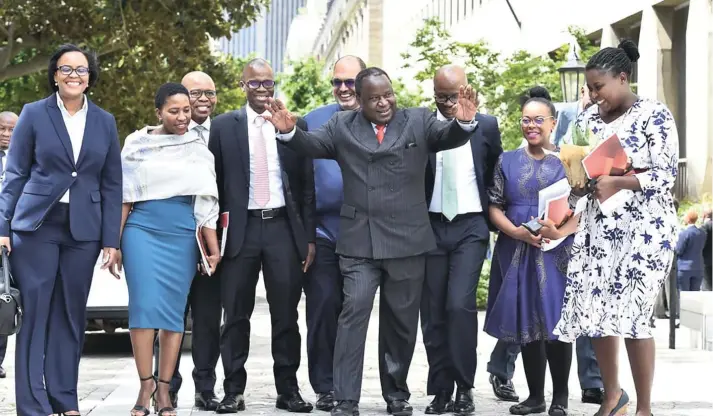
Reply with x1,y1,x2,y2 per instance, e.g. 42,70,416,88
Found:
541,40,679,416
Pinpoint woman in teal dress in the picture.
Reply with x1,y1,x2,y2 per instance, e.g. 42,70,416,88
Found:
119,83,220,416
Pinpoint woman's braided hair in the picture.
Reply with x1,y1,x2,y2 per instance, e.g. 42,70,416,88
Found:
585,39,640,78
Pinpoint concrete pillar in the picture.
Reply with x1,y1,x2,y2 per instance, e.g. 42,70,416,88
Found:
367,0,383,67
685,0,713,198
637,6,676,111
600,25,621,49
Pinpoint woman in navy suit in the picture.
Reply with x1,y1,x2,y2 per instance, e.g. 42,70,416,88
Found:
0,44,122,416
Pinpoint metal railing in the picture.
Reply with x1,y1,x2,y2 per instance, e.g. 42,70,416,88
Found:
674,158,688,201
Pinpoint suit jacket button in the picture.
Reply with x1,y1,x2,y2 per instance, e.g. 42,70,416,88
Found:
369,186,375,191
390,187,394,192
389,161,395,165
71,172,77,177
390,214,395,219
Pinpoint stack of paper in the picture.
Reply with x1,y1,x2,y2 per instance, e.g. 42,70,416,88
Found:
538,178,571,252
581,133,634,216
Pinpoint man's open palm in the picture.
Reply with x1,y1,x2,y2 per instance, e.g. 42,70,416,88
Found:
455,85,478,122
263,98,297,133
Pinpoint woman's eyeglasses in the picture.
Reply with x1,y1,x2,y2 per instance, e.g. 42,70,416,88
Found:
56,65,89,77
332,78,356,88
243,80,275,89
521,116,554,126
189,89,217,99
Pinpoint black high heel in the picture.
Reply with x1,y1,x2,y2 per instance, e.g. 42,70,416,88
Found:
155,378,177,416
131,375,157,416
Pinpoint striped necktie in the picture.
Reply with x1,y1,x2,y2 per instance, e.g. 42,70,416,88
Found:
253,116,271,207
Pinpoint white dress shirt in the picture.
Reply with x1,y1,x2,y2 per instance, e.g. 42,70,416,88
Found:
429,110,483,214
0,150,6,191
57,92,88,203
188,117,211,145
245,105,285,209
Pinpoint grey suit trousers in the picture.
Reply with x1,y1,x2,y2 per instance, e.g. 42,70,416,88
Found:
333,255,426,403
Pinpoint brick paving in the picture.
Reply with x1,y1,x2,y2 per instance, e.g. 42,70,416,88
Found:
1,281,712,415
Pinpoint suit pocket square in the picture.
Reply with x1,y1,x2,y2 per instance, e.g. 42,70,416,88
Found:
340,204,356,219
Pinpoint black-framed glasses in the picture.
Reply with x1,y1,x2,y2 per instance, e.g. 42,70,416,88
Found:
56,65,89,77
189,89,217,99
332,78,355,88
243,79,275,89
434,94,458,105
521,116,554,126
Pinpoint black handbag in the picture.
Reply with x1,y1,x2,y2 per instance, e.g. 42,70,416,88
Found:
0,246,22,336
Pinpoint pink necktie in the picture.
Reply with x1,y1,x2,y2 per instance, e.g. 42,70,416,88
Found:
253,116,271,207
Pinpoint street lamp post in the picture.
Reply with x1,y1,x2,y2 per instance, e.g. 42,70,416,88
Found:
558,39,586,103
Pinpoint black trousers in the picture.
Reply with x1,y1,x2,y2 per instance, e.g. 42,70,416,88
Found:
0,335,6,366
421,213,489,395
521,340,572,406
154,270,222,393
220,216,303,395
303,237,343,394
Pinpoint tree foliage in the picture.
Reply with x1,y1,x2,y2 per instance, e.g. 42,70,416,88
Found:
0,0,267,139
278,57,427,116
401,18,600,150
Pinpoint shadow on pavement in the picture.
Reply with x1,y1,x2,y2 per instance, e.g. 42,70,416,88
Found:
82,332,133,356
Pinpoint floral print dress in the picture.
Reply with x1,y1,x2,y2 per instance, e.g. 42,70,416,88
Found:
554,98,679,341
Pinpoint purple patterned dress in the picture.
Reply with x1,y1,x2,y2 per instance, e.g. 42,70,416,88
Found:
484,148,573,344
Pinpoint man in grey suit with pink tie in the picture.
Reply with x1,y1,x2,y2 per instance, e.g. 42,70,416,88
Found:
264,67,479,416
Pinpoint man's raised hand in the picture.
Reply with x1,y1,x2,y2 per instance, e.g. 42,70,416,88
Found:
455,85,478,122
263,97,297,133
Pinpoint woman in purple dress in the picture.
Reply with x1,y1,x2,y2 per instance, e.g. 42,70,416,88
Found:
484,87,572,416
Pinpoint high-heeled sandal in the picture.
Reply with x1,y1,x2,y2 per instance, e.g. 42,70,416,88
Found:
131,375,157,416
155,378,177,416
593,389,629,416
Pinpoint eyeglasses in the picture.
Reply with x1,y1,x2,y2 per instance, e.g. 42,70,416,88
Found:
332,78,356,88
189,89,217,99
434,94,459,105
521,116,554,126
56,65,89,77
243,80,275,89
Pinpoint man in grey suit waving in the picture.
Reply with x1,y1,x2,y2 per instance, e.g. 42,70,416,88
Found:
265,67,479,416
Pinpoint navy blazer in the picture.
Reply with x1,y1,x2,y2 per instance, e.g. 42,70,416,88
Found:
0,94,123,248
676,224,707,273
425,112,503,234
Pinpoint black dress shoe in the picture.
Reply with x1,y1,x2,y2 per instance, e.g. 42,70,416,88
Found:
217,394,246,413
168,391,178,408
316,392,335,411
331,400,359,416
195,391,221,411
0,366,6,378
453,388,475,415
425,392,453,414
581,388,604,405
386,399,413,416
489,374,519,402
276,392,314,413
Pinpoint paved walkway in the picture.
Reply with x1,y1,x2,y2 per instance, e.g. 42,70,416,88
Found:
1,282,712,415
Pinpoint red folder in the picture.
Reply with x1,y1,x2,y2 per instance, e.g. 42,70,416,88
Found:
582,133,629,179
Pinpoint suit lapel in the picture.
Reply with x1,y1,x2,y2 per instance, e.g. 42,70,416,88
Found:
233,108,250,182
378,110,407,152
75,102,95,167
46,94,76,167
350,112,379,152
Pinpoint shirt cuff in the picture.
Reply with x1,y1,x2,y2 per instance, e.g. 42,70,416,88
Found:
276,127,296,141
456,119,478,132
